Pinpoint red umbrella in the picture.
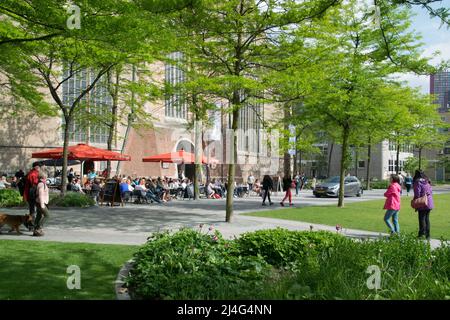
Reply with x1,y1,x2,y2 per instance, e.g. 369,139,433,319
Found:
142,150,217,164
32,143,131,161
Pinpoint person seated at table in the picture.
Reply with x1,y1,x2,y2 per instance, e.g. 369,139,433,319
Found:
161,179,172,202
87,170,97,181
10,176,18,189
136,178,161,204
148,179,161,197
213,179,225,197
0,175,11,189
71,179,84,194
234,181,245,198
120,178,134,202
207,180,216,199
84,179,92,192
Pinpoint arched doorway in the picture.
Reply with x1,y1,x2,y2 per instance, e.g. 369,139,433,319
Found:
176,140,195,181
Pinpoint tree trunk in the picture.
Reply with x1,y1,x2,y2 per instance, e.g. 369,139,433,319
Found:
418,147,422,170
194,114,202,200
396,140,400,175
225,94,239,223
106,127,113,178
294,135,299,175
327,143,334,178
61,117,71,196
354,147,358,177
338,127,349,207
283,104,291,178
298,150,302,173
116,65,136,175
106,70,120,178
366,138,371,190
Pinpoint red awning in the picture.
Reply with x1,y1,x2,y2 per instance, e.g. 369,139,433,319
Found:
32,144,131,161
142,150,217,165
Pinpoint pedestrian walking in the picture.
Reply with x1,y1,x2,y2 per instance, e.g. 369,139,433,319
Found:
33,172,49,236
311,176,317,190
294,172,300,196
261,175,274,206
280,175,293,207
247,173,255,192
383,174,402,235
412,170,434,240
23,162,41,229
399,174,405,195
404,173,413,196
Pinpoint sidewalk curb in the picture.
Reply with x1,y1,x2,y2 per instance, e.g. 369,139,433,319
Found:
115,259,134,300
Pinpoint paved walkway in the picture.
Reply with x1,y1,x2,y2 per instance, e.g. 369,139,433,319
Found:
1,188,449,248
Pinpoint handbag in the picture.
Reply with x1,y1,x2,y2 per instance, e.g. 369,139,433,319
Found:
411,194,428,209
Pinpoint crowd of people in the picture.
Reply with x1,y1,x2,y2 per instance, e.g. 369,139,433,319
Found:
1,161,438,241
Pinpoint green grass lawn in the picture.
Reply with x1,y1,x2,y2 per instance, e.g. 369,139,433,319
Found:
0,240,138,300
244,193,450,239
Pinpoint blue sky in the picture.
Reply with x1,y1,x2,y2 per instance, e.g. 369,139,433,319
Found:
398,3,450,93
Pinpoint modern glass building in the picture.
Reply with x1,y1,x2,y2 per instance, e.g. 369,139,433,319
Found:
430,70,450,112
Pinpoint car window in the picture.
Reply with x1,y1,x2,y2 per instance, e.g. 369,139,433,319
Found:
326,176,340,183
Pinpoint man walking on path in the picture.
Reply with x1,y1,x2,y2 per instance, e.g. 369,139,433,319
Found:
294,172,301,196
247,173,255,193
405,173,413,196
23,162,41,229
261,175,274,206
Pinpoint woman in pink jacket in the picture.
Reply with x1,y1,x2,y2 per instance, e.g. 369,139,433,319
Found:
383,174,402,235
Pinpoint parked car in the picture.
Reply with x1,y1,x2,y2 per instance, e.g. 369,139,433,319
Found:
46,177,61,186
313,176,363,198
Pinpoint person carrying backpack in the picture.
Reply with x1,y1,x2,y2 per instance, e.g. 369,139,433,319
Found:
404,173,413,196
33,172,49,236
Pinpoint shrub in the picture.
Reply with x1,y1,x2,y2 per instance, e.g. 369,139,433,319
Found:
291,234,450,300
236,228,343,267
127,227,272,300
368,180,389,189
126,228,450,300
48,192,95,207
0,189,26,207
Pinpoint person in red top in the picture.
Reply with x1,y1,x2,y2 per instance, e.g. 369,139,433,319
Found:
24,162,41,224
383,174,402,235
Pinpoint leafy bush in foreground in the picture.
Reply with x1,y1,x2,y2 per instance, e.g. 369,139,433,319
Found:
127,228,271,300
127,228,450,300
48,192,95,207
292,235,450,300
0,189,26,207
236,228,343,267
368,180,390,189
